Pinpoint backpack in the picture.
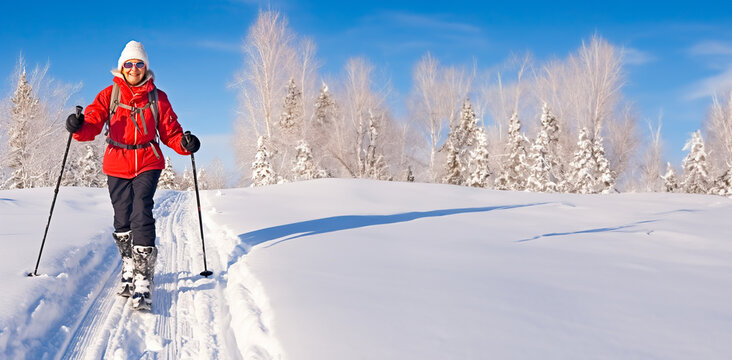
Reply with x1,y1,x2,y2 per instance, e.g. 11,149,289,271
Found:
105,83,161,158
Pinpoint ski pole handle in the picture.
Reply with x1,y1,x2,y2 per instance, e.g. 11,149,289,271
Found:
75,105,83,118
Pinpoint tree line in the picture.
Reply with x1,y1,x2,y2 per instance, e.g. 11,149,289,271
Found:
1,11,731,197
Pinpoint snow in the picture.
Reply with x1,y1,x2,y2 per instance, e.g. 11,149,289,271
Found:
1,179,732,359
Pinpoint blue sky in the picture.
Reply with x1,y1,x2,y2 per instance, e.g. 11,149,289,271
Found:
2,0,732,173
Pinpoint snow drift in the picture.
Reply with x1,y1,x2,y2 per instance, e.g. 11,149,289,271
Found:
1,179,731,359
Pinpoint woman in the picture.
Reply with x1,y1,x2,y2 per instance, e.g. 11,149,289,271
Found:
65,40,200,311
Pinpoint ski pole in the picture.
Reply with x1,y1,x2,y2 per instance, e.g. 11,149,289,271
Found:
186,131,213,277
28,105,82,277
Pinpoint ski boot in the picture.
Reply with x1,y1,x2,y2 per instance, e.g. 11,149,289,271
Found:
112,231,134,297
131,245,157,311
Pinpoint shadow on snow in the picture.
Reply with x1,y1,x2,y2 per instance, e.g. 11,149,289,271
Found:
236,202,550,255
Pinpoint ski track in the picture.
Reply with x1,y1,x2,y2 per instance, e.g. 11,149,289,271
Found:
57,191,233,359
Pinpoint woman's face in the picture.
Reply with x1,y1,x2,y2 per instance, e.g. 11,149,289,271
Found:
122,58,146,86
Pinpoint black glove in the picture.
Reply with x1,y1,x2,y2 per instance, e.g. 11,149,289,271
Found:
181,132,201,153
65,112,84,133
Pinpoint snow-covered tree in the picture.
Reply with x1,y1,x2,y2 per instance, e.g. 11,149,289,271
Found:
205,158,230,190
314,82,336,125
75,144,105,187
661,162,679,193
639,121,665,192
411,54,472,181
196,168,209,190
681,130,712,194
442,99,480,185
711,167,732,197
251,136,277,187
4,68,41,189
564,128,615,194
292,140,327,181
280,77,303,130
705,91,732,173
593,134,615,193
466,128,491,188
364,110,392,181
526,103,561,192
494,112,530,190
1,58,80,190
158,157,177,190
180,167,194,191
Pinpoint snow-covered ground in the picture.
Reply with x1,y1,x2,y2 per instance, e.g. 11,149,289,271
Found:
1,179,731,359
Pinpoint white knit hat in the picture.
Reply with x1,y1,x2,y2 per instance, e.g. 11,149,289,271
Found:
117,40,149,70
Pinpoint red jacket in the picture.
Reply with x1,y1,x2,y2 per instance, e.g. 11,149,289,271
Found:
74,74,190,179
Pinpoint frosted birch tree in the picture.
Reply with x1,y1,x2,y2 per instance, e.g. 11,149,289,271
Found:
639,120,664,192
410,54,472,181
205,158,230,190
705,91,732,174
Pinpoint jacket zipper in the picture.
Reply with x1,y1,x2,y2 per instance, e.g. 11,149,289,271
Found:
134,107,139,177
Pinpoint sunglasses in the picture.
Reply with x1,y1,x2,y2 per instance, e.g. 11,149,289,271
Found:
123,61,146,69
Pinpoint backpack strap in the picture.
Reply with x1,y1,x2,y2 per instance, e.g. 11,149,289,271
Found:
148,88,159,131
106,83,121,136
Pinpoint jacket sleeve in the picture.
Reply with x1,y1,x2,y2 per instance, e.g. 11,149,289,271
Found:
73,85,112,142
156,90,190,155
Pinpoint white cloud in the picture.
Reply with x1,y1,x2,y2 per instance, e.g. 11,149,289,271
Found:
689,40,732,56
685,64,732,100
377,11,482,34
622,47,655,65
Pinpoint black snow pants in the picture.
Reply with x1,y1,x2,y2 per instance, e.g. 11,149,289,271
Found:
107,170,161,247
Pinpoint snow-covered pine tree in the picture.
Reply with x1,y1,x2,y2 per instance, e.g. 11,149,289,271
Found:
364,110,392,181
442,141,462,185
158,157,177,190
280,77,303,131
4,68,41,189
494,112,530,191
564,127,615,194
251,136,278,187
466,128,491,188
60,156,80,187
526,104,561,192
681,130,712,194
661,162,679,193
592,134,616,193
180,167,194,191
711,167,732,197
75,144,105,187
292,140,327,181
564,128,593,193
443,98,480,185
314,82,336,125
